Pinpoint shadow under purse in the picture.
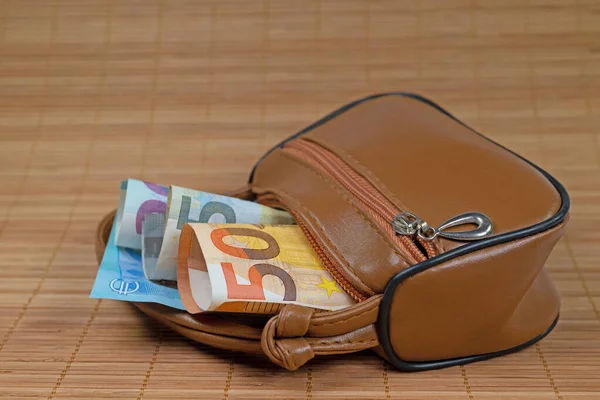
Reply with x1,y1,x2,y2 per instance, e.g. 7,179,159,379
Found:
95,93,569,371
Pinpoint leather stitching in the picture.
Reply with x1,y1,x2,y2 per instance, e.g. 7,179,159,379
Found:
280,151,415,267
254,182,373,294
294,202,368,287
311,308,379,327
310,138,449,254
267,185,369,292
316,339,377,345
309,138,410,212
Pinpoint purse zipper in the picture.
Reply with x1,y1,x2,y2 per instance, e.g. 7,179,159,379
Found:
256,193,370,302
283,139,438,263
256,138,493,302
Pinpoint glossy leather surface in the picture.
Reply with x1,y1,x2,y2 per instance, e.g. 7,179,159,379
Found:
253,95,562,292
95,94,567,370
303,95,561,243
251,94,567,368
389,221,565,361
252,151,409,294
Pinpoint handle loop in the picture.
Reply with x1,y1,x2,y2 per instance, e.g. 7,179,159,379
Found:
261,298,382,370
96,209,381,371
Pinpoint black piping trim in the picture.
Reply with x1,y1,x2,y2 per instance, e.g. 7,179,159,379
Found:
382,314,559,372
247,92,570,371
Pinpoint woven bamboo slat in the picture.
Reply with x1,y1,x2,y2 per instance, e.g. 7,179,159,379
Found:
0,1,599,399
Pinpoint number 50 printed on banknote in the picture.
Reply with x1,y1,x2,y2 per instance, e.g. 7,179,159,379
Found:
177,223,355,314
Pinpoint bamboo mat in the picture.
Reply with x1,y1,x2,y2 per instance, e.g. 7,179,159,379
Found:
0,0,599,399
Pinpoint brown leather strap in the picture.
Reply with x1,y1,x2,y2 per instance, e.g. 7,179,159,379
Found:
261,297,381,370
96,209,381,370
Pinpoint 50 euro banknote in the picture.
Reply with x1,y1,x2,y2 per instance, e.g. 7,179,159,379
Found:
148,186,295,281
177,223,355,314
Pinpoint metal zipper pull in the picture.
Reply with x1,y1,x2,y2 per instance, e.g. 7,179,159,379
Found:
392,211,493,242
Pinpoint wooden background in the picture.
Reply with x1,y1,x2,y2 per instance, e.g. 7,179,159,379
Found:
0,0,599,399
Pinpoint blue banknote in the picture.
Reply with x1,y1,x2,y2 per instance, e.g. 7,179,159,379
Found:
90,216,185,309
115,179,168,250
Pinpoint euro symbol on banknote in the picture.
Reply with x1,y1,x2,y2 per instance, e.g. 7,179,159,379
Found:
90,216,185,310
109,279,140,295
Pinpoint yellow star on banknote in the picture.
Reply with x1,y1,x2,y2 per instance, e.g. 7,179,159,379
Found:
317,276,342,298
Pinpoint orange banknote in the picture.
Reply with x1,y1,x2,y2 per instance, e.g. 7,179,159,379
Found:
177,223,355,314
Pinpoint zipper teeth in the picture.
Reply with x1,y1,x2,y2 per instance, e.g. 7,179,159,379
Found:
417,234,438,258
285,139,438,263
256,194,369,302
291,209,369,302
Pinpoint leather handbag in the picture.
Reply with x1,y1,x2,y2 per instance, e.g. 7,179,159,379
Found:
95,93,570,371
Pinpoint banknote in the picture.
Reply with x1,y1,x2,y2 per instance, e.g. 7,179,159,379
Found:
115,179,168,250
90,216,185,310
177,223,355,314
149,186,295,281
141,213,166,280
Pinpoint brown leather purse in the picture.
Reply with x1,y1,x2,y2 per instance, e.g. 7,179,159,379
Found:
95,93,569,371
